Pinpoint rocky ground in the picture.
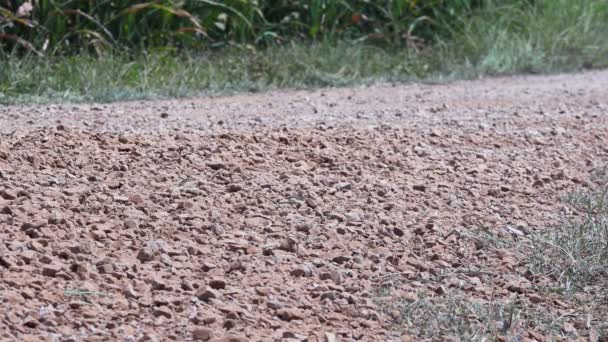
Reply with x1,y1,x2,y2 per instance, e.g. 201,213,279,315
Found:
1,70,608,341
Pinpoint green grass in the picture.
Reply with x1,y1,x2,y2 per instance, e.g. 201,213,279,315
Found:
1,0,607,104
0,43,429,104
0,0,476,54
435,0,608,76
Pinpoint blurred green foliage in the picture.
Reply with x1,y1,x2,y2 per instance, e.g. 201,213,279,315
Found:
0,0,481,55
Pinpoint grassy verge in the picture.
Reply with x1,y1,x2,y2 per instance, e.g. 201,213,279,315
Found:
435,0,608,77
0,44,429,104
1,0,607,104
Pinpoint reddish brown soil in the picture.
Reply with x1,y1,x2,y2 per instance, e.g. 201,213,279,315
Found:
1,71,608,341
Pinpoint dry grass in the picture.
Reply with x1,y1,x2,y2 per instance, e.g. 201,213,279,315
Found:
375,173,608,340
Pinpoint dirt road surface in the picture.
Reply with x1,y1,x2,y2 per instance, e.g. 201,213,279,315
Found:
1,70,608,341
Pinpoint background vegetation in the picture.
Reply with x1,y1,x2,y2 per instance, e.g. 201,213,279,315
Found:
1,0,607,103
0,0,480,54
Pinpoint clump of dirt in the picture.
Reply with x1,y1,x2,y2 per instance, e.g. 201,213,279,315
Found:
1,117,606,340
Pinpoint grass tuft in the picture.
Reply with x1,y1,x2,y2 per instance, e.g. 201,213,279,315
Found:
374,172,608,340
375,290,565,340
530,181,608,291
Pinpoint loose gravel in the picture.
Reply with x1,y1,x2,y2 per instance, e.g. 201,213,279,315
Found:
1,70,608,341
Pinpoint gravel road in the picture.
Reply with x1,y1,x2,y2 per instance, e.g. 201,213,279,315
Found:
1,70,607,341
